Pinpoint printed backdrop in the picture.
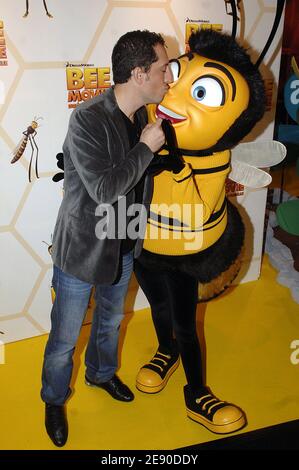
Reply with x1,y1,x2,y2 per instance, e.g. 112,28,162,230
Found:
0,0,285,343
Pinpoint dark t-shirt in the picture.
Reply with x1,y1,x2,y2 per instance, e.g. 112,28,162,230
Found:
120,111,146,254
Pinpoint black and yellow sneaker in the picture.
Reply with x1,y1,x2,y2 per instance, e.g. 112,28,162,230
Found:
136,348,180,394
184,385,246,434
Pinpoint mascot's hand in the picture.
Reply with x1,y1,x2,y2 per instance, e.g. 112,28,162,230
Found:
147,153,184,175
146,118,185,175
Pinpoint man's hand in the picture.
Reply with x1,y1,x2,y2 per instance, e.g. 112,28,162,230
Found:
144,118,185,175
140,117,165,153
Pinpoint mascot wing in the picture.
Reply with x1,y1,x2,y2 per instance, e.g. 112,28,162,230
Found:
229,140,287,188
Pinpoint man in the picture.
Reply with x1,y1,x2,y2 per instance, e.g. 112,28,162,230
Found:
41,29,172,447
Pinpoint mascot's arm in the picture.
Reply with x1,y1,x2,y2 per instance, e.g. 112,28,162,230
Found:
171,164,229,229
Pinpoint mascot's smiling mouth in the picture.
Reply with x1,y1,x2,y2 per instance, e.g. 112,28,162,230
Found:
156,105,187,124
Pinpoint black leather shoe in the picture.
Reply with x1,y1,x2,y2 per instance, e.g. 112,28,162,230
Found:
45,403,68,447
85,374,134,402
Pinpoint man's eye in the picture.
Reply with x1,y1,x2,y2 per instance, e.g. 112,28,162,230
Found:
190,76,225,106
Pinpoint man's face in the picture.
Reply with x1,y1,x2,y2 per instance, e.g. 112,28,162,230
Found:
142,43,173,104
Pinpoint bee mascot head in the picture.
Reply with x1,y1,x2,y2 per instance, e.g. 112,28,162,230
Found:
189,29,265,151
149,29,266,153
143,29,266,300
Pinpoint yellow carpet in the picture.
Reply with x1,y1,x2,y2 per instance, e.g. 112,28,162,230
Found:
1,254,299,450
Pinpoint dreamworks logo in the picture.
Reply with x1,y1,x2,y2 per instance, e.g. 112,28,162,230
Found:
94,196,204,251
0,340,5,364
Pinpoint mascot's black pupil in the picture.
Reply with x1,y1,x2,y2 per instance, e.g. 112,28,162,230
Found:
196,87,205,99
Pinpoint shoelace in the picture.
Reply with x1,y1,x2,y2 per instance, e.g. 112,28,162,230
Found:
146,352,171,372
195,394,226,414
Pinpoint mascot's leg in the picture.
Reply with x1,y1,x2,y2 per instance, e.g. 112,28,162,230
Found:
136,261,246,433
166,271,247,434
135,260,205,393
163,270,204,390
134,260,180,393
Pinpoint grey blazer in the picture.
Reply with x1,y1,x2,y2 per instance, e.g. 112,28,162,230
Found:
51,88,154,285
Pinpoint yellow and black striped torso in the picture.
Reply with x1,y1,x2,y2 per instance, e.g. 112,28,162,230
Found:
143,150,231,256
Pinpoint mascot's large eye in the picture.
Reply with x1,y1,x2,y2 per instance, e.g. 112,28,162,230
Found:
191,76,225,106
169,60,180,82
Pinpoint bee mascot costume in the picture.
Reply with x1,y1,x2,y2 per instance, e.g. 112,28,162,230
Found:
134,29,266,434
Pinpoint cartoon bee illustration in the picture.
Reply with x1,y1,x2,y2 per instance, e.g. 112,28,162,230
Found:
23,0,53,18
52,152,64,183
11,118,41,182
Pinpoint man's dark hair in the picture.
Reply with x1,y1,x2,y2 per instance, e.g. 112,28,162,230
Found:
188,29,266,152
112,30,165,84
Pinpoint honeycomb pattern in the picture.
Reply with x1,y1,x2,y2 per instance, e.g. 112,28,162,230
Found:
0,0,284,343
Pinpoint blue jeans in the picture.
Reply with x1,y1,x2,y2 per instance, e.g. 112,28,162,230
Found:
41,251,133,405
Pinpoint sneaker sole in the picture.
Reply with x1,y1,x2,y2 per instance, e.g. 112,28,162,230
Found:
136,359,180,394
186,407,247,434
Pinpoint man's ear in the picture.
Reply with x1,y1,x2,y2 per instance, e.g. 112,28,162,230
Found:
131,67,145,84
